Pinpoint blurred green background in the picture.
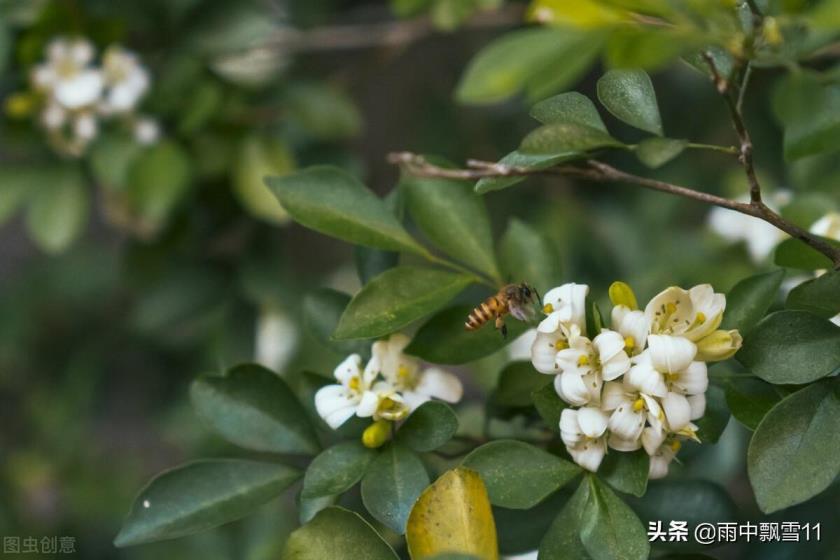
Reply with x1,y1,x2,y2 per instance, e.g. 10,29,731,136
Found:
0,0,837,558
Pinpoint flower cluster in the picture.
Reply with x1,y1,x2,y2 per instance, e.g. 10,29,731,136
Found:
23,37,158,156
531,281,741,479
315,334,463,447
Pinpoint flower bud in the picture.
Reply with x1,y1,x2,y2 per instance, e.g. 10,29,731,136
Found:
362,419,391,449
695,329,742,362
608,281,638,310
763,17,782,46
4,92,36,119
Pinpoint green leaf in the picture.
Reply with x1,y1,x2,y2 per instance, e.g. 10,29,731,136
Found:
354,246,399,285
0,166,39,225
114,459,301,547
361,443,430,534
598,450,649,498
302,442,376,499
265,166,424,254
233,133,295,224
456,28,602,105
774,237,839,270
493,362,552,408
737,310,840,384
495,492,567,555
605,28,700,71
283,506,398,560
533,382,567,433
635,137,686,168
498,218,562,294
774,74,840,161
724,377,785,430
89,133,143,189
521,122,624,155
747,380,840,513
530,92,607,131
580,476,650,560
626,479,737,552
298,492,337,524
26,166,89,254
539,479,590,560
127,140,193,233
462,440,580,509
403,175,500,279
397,401,459,452
190,364,320,455
721,269,784,335
692,384,730,444
334,267,474,340
405,305,527,365
302,289,369,355
474,151,579,194
284,83,362,141
596,69,663,136
786,271,840,318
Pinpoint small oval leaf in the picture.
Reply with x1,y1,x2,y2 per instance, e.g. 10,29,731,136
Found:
596,69,663,135
283,506,398,560
361,443,430,534
397,401,459,452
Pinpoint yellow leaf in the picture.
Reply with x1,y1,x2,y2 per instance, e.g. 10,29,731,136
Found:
406,468,498,560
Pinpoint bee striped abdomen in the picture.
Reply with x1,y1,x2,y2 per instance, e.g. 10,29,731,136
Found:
465,296,506,330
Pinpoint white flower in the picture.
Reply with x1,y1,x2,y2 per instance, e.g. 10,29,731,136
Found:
134,117,160,145
602,378,663,443
610,304,648,357
530,325,571,374
40,102,66,129
645,284,725,342
254,308,298,373
73,111,97,141
553,327,630,406
708,192,790,262
646,335,708,431
538,283,588,333
314,354,379,429
810,212,840,241
369,334,462,411
99,45,150,114
643,429,682,479
31,37,103,110
560,407,609,471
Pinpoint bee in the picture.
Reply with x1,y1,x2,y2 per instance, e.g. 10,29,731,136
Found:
465,282,538,338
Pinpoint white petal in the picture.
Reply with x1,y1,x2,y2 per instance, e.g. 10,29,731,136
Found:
509,328,538,362
648,454,671,479
402,391,431,412
608,434,641,452
555,372,590,406
559,409,582,447
55,70,103,109
644,286,693,335
687,393,706,420
569,438,605,472
642,394,663,432
601,381,627,411
626,362,667,397
356,390,380,418
648,335,697,374
601,351,631,381
593,330,625,363
674,361,708,395
608,405,644,441
555,347,590,376
334,354,363,384
577,406,609,438
641,426,665,456
537,311,562,333
315,385,357,429
612,307,649,353
531,331,561,374
663,392,691,431
414,368,463,403
543,283,589,331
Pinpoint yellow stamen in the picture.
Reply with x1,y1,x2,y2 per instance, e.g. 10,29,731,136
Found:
554,339,568,350
543,303,554,314
695,312,706,325
577,355,590,367
397,365,410,379
380,397,397,410
362,420,390,449
623,336,635,351
632,398,646,412
669,440,682,452
665,302,677,315
348,376,361,392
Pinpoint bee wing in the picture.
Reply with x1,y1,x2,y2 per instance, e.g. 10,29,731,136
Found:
509,303,533,321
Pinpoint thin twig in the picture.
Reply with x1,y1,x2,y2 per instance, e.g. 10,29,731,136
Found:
387,152,840,267
736,63,752,113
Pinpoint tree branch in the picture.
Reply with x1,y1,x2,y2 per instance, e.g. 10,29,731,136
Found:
387,152,840,268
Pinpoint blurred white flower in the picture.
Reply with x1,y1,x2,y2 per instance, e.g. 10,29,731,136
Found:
254,308,298,374
314,354,380,429
31,37,103,110
100,45,150,114
134,117,161,145
707,192,790,263
810,212,840,240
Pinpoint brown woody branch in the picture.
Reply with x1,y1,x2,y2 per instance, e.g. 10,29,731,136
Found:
387,152,840,268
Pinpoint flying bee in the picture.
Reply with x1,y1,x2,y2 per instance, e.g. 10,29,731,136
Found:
465,282,538,338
